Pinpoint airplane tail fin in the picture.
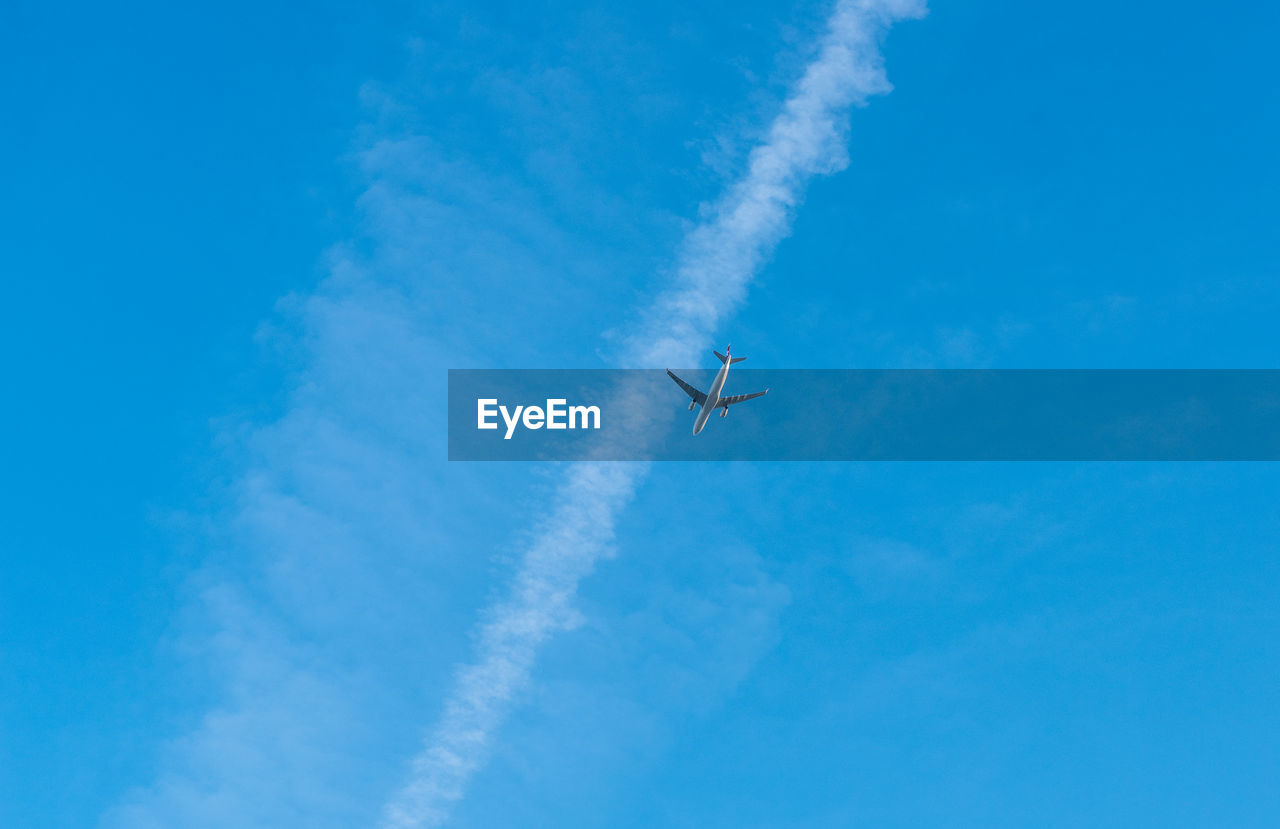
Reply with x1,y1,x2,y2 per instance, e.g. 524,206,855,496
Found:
714,350,747,365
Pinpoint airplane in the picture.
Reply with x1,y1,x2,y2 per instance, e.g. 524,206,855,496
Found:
667,345,769,435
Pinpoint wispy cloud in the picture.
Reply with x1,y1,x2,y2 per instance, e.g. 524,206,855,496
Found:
382,2,926,825
103,130,631,829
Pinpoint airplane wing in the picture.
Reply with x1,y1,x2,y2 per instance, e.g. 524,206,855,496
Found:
716,389,769,407
666,369,706,405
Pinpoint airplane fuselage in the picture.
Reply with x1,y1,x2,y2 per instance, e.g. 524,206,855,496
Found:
692,357,732,435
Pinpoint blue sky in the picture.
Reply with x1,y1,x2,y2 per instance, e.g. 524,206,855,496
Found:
3,0,1279,826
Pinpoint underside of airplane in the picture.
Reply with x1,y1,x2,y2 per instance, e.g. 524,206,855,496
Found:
667,346,768,434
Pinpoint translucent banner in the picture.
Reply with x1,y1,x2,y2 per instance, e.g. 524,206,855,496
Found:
448,370,1280,461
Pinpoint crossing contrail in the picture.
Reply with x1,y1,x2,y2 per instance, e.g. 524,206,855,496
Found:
381,2,926,825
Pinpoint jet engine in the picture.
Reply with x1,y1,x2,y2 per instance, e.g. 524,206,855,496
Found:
688,400,697,411
720,407,728,418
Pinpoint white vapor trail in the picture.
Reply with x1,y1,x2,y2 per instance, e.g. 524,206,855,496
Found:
381,1,925,825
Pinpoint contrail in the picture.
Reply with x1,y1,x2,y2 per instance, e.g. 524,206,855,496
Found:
381,1,925,825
